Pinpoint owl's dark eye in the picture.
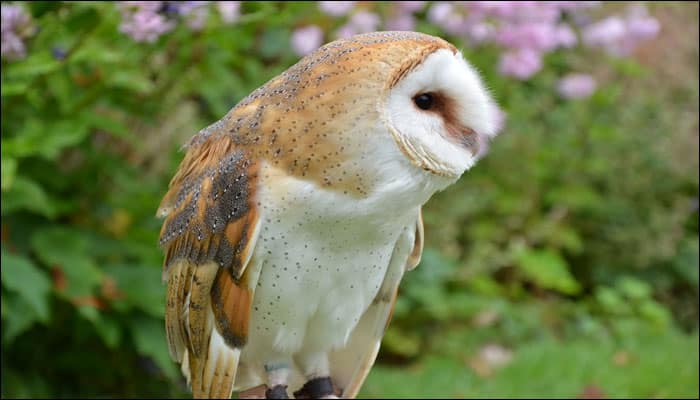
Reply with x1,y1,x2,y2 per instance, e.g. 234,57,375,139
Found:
413,93,434,110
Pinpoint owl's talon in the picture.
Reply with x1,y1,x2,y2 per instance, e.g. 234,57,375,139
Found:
265,384,289,399
293,376,335,399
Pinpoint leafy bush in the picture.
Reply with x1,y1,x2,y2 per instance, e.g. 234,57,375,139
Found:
1,1,697,398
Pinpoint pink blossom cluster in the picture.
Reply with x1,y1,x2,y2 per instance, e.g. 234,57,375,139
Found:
1,3,35,60
292,1,661,103
291,2,429,60
424,2,596,80
305,2,660,80
291,25,324,56
117,1,241,43
429,2,659,83
95,1,664,105
557,73,597,99
582,4,660,56
118,2,175,43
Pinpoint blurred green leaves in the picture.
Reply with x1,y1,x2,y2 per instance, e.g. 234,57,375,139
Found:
1,157,17,190
515,247,581,295
103,263,165,317
130,314,179,380
1,248,52,342
594,276,671,330
1,176,57,218
0,1,697,399
31,227,102,299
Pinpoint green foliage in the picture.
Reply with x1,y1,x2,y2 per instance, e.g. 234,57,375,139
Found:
362,326,699,398
1,247,52,342
1,1,697,398
515,247,581,295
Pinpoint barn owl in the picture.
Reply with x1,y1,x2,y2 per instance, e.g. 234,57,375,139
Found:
158,31,498,399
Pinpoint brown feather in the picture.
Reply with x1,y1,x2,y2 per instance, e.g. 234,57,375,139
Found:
211,266,253,348
187,262,218,356
189,349,207,398
158,131,261,398
165,260,185,360
215,356,237,399
207,355,224,398
186,262,217,399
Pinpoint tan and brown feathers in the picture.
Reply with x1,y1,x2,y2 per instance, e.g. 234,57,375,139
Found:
158,134,260,397
157,31,455,398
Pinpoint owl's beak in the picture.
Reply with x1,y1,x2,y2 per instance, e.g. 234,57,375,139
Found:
457,127,480,156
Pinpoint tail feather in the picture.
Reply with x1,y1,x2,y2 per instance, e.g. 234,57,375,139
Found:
203,324,240,399
187,262,218,356
184,312,240,399
165,262,185,361
165,259,249,398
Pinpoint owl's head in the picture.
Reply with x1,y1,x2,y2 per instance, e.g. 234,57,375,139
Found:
286,31,499,180
381,37,499,178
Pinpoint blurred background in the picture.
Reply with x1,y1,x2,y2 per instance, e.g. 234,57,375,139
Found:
1,1,698,398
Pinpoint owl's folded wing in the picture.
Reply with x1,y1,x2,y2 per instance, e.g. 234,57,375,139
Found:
330,209,424,398
158,132,262,399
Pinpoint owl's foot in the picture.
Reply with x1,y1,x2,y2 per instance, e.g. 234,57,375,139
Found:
293,377,336,399
265,384,289,399
264,363,291,399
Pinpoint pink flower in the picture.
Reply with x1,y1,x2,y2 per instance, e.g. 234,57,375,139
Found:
1,3,34,60
217,1,241,24
334,10,380,39
318,1,356,17
427,2,453,26
582,16,627,48
291,25,324,56
349,10,381,33
557,73,597,99
443,15,471,36
181,3,210,31
626,15,660,41
119,8,175,43
515,4,562,24
555,24,577,48
1,33,25,60
554,1,602,11
335,24,357,39
386,14,416,31
495,23,561,52
428,2,471,36
467,22,495,43
498,48,542,79
395,1,426,13
582,5,660,57
466,1,560,22
178,1,211,15
465,1,519,19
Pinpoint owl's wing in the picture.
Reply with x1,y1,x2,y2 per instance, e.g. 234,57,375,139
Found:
158,133,262,399
330,209,424,398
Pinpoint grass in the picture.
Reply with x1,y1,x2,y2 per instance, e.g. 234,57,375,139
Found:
360,328,699,398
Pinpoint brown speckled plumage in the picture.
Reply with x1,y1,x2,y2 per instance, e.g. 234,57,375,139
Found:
157,31,497,399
